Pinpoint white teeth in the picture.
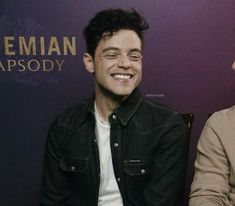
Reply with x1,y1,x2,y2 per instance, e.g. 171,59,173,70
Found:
113,74,131,79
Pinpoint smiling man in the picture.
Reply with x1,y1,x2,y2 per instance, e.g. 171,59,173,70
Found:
40,9,187,206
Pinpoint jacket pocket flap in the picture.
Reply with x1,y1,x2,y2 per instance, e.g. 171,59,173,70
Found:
124,160,151,176
60,156,88,173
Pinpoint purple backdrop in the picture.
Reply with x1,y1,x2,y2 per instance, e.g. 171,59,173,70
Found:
1,0,235,205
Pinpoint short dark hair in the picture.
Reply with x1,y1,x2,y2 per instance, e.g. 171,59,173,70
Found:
83,8,149,57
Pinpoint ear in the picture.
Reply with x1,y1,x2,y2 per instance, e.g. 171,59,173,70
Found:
83,53,95,73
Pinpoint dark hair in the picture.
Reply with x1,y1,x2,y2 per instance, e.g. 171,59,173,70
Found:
83,8,149,57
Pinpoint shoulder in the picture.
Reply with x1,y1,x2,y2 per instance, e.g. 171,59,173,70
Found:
45,100,91,149
135,99,183,128
209,105,235,124
198,106,235,149
52,100,90,130
206,105,235,133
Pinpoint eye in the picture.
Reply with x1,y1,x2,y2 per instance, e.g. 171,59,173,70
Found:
129,53,142,61
104,52,119,59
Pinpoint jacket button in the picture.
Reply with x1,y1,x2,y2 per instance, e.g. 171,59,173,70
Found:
71,166,75,171
141,169,146,174
117,177,120,182
114,143,119,148
112,114,117,120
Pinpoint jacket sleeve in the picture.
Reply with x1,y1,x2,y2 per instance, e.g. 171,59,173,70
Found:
39,118,70,206
189,117,231,206
144,113,188,206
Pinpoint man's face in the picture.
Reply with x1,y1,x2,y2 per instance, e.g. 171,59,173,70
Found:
85,29,143,98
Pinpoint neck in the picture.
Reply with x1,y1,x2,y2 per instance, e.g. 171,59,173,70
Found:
95,90,126,122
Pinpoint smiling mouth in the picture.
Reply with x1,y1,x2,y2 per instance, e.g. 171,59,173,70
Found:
111,74,133,80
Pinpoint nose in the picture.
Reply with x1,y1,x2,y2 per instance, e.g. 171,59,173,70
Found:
117,55,131,69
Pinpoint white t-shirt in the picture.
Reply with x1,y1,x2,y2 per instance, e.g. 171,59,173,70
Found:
94,104,123,206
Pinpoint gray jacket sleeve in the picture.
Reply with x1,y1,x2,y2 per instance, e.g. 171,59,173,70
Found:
189,114,231,206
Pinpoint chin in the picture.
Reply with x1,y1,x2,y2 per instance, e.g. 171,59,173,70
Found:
111,90,134,99
97,83,136,99
113,87,133,95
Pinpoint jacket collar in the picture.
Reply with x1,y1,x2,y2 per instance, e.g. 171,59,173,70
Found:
86,88,142,126
82,88,142,125
114,88,143,125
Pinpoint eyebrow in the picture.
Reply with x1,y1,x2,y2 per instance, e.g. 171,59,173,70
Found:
102,47,120,53
102,47,142,54
129,48,142,53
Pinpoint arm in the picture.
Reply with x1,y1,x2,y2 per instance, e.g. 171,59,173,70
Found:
189,119,230,206
39,119,70,206
144,113,188,206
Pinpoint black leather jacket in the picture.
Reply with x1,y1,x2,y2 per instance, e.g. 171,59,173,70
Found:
40,89,187,206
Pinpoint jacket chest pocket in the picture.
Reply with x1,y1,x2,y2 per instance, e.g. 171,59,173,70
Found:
60,156,92,198
60,156,88,173
60,156,89,182
124,159,151,201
